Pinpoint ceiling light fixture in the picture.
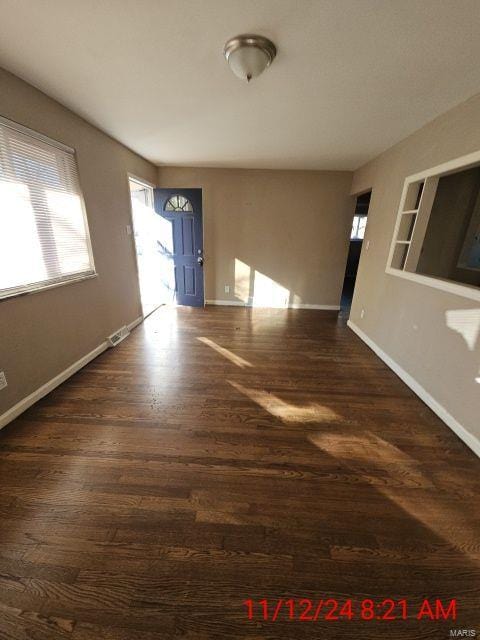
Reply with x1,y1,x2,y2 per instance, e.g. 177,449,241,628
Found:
224,34,276,82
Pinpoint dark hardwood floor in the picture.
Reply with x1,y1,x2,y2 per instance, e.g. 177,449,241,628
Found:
0,306,479,639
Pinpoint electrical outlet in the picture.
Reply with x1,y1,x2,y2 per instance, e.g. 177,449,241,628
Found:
0,371,7,391
126,224,133,236
224,285,230,293
360,309,365,319
365,239,370,250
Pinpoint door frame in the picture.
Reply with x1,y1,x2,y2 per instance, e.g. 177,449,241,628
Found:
126,173,163,319
155,186,205,308
340,188,373,315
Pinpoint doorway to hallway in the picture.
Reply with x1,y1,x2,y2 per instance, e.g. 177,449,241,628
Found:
341,191,371,312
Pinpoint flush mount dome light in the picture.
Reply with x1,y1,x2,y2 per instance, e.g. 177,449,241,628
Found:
224,34,276,82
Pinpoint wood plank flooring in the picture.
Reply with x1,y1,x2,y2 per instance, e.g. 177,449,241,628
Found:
0,306,479,639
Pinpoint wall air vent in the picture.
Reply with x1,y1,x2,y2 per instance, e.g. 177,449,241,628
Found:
107,326,130,347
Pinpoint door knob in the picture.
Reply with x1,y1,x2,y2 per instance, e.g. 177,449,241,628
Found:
197,256,204,266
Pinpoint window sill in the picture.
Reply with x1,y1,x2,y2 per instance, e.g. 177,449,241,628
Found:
0,272,98,302
385,267,480,302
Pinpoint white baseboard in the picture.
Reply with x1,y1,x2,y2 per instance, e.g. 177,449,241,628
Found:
127,316,143,330
0,343,108,430
206,299,340,310
289,303,340,310
0,315,143,431
347,320,480,458
205,299,246,307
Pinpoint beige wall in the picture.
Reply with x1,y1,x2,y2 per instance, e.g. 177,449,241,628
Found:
158,166,354,307
350,93,480,446
0,68,157,416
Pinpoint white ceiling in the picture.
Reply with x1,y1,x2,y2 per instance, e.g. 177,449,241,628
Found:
0,0,479,170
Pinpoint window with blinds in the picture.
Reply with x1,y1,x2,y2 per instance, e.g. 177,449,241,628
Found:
0,116,95,300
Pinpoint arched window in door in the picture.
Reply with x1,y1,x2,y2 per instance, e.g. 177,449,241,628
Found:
164,194,193,212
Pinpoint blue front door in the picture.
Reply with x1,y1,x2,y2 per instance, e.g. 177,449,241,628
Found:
154,188,204,307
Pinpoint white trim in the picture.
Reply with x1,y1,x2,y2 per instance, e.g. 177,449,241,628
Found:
347,320,480,458
0,316,143,431
127,316,143,330
289,303,340,310
206,299,246,306
127,173,157,190
386,149,480,302
0,343,107,430
386,266,480,301
0,272,97,301
206,299,340,310
408,148,480,183
142,303,164,319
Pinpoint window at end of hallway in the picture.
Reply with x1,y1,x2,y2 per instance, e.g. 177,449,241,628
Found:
351,215,367,240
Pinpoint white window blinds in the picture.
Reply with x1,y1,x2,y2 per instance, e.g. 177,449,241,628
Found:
0,116,95,300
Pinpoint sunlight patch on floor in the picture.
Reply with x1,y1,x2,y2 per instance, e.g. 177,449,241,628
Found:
311,430,480,564
229,380,338,423
310,431,417,465
197,337,253,369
